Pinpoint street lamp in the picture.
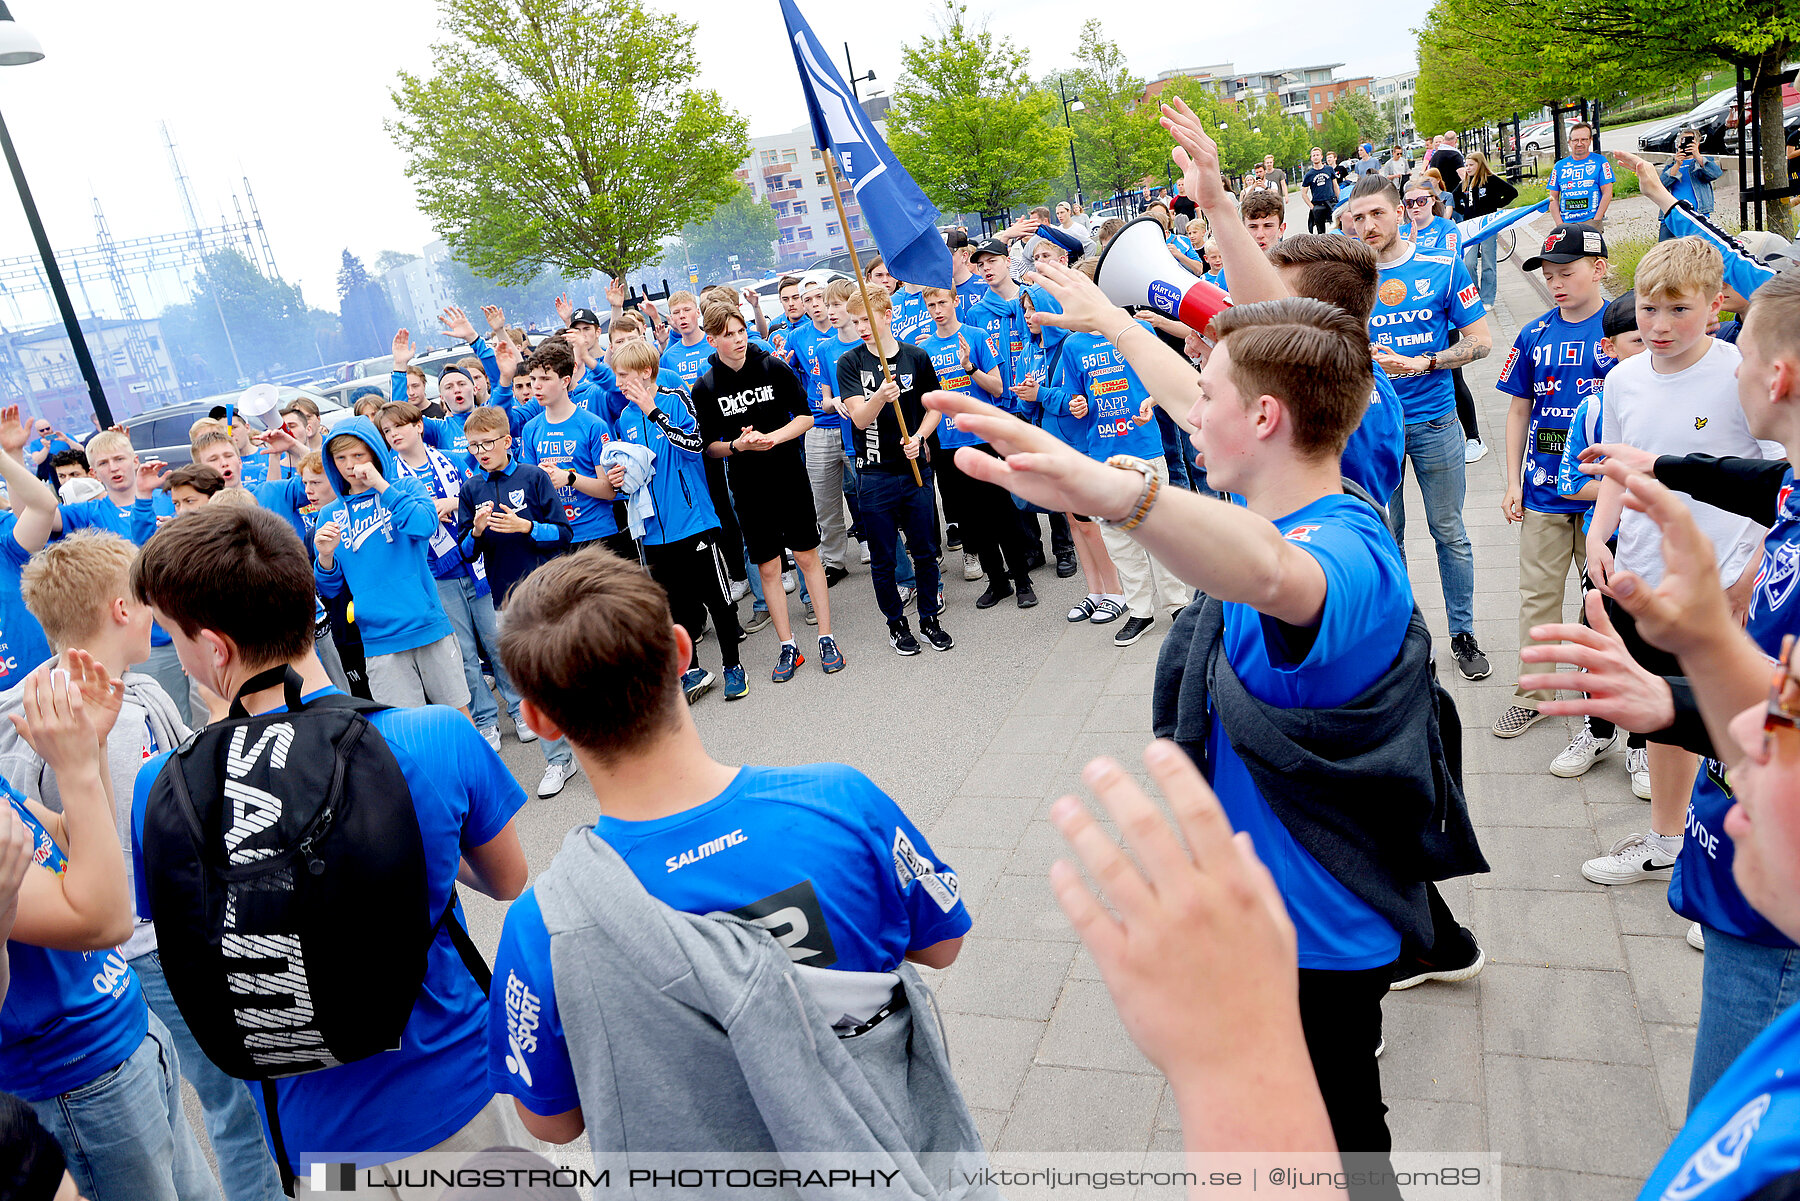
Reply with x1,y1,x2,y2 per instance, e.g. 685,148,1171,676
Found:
1058,80,1084,207
843,43,876,102
0,5,112,428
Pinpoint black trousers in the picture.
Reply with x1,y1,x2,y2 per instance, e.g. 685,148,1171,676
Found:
1298,963,1403,1201
936,446,1034,586
703,457,747,582
573,531,639,563
644,531,742,671
1308,201,1332,234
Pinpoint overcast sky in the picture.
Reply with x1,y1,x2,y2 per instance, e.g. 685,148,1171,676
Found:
0,0,1425,318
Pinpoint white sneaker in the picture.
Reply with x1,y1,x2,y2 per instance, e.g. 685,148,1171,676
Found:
1687,922,1705,951
1464,438,1489,464
515,721,539,744
728,578,750,603
536,760,574,799
782,570,797,594
860,542,872,565
1627,746,1651,799
1550,727,1617,777
963,551,983,581
1582,833,1678,885
480,726,501,753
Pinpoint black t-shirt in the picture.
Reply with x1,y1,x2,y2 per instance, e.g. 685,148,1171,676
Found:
688,346,809,480
1171,195,1197,219
1428,148,1465,186
836,342,941,475
1302,165,1337,205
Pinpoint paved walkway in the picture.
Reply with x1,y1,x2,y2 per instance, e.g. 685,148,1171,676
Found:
242,235,1691,1195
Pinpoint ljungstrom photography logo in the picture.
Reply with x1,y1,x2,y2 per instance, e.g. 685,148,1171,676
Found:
310,1162,357,1192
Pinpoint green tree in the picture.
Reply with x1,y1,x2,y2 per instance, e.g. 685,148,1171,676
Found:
432,255,570,329
888,2,1069,216
1320,106,1363,158
1417,0,1797,235
1057,22,1164,205
337,251,398,359
677,185,781,281
158,249,339,389
1330,91,1389,147
389,0,750,281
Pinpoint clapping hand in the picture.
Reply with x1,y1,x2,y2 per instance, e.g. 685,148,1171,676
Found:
62,650,124,746
9,664,98,780
488,504,533,534
0,406,29,456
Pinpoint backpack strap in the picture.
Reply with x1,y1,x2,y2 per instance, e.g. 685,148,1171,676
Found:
262,1080,298,1197
229,665,305,718
436,889,491,994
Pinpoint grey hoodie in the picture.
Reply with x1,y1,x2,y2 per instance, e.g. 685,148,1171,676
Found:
0,670,191,959
533,827,995,1200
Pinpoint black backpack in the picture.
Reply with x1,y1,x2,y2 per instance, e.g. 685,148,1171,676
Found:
142,665,490,1193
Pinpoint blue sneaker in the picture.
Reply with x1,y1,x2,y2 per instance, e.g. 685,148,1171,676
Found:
818,636,846,674
722,664,748,700
681,667,715,704
773,642,805,682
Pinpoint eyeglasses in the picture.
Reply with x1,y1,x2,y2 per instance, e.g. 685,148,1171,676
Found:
467,437,507,454
1404,197,1435,208
1765,635,1800,751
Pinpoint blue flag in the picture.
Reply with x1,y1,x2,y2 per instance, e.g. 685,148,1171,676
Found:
1456,198,1550,250
778,0,954,289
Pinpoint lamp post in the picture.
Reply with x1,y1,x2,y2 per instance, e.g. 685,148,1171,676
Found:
843,43,876,102
0,4,112,428
1057,80,1085,207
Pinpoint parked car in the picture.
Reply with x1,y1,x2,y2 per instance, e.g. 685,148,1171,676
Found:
122,386,350,469
1723,97,1800,153
1639,89,1737,153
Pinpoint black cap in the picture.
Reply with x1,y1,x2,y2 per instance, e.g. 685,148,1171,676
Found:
439,364,474,383
944,228,972,250
1522,223,1608,271
568,307,601,328
969,237,1009,261
1601,290,1638,338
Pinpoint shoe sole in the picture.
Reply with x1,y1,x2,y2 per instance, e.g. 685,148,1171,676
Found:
1491,711,1549,738
742,618,773,635
891,641,920,657
1113,625,1152,647
1457,664,1492,680
1581,860,1673,885
1056,564,1078,578
821,660,846,674
724,685,749,700
923,633,955,651
684,683,714,703
1389,947,1486,991
1090,610,1124,626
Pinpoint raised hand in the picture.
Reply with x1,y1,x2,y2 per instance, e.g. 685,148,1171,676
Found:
10,663,98,780
315,519,342,561
924,390,1140,520
62,649,124,745
1160,98,1234,214
1029,260,1133,339
493,335,520,383
1518,589,1676,732
482,304,506,335
606,279,625,309
555,293,574,325
440,306,478,343
392,328,414,369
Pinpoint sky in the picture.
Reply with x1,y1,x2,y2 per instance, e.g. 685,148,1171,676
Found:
0,0,1427,321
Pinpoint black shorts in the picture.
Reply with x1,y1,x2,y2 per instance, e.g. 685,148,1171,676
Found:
731,467,821,565
1604,594,1682,680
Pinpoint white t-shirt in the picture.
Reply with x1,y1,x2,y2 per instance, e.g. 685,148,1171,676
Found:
1601,338,1775,587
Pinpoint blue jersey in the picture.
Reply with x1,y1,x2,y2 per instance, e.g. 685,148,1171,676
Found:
965,292,1020,407
486,764,971,1117
782,320,824,385
1212,494,1409,970
1670,471,1800,948
1370,247,1485,423
1167,233,1195,259
1042,327,1161,461
1557,395,1605,534
1341,367,1405,505
609,386,718,546
2,793,147,1102
0,519,53,688
1549,153,1614,221
1410,215,1460,256
1496,306,1613,515
1638,998,1800,1200
133,695,526,1167
518,408,616,542
916,327,1000,450
660,337,713,391
953,276,989,326
800,326,855,431
891,290,934,346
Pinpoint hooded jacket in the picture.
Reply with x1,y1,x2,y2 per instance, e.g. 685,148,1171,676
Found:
607,387,719,547
314,417,453,657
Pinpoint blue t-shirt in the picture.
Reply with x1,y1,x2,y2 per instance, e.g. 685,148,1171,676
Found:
1557,395,1605,534
660,337,714,391
916,327,999,450
1495,306,1613,515
518,408,616,542
0,519,53,688
1,794,148,1102
801,327,857,432
1341,367,1406,505
1369,247,1485,423
486,763,972,1117
132,696,527,1167
1637,997,1800,1200
1410,215,1460,256
1167,234,1195,259
891,290,934,346
1210,494,1409,970
1043,328,1162,461
1302,166,1337,205
782,320,824,385
1550,153,1614,221
1670,471,1800,949
953,276,989,326
1667,160,1700,208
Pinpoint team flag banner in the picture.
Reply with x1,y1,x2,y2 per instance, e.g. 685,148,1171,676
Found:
1457,198,1550,250
778,0,955,289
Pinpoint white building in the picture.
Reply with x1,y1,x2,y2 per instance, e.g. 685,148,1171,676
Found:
737,116,882,270
1370,71,1420,145
380,241,457,337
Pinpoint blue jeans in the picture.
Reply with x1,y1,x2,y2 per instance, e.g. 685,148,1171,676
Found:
1390,413,1476,635
1463,237,1498,309
135,951,284,1199
33,1010,222,1201
860,467,942,622
437,574,516,731
1690,926,1800,1113
844,458,914,587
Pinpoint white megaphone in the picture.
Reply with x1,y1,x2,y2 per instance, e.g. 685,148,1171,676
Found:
1093,216,1232,333
237,383,281,419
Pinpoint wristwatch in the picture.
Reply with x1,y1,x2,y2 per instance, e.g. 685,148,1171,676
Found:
1423,352,1439,372
1096,455,1162,531
565,469,577,488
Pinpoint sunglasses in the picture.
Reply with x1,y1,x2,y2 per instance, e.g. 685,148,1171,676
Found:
1764,634,1800,752
1404,197,1435,208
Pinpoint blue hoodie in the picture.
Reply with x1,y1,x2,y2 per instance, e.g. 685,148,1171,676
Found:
608,386,719,546
314,418,452,657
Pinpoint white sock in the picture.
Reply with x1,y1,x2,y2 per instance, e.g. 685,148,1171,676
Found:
1646,831,1683,857
1087,593,1104,604
1103,593,1126,605
781,639,796,651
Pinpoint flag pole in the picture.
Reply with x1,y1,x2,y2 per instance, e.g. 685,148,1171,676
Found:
823,151,924,488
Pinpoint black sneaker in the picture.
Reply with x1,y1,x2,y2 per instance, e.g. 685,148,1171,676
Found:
824,565,850,587
1025,548,1047,572
1451,632,1491,680
919,616,955,651
1015,581,1038,608
1389,937,1486,991
1055,552,1079,578
1113,614,1155,647
976,583,1014,609
945,523,962,551
889,620,921,656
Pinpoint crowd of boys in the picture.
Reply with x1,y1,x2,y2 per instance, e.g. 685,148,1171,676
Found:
1,89,1799,1201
